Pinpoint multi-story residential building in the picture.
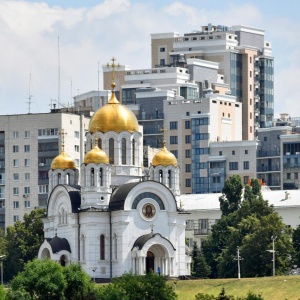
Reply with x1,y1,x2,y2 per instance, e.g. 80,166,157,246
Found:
163,91,243,194
151,23,274,139
0,112,90,228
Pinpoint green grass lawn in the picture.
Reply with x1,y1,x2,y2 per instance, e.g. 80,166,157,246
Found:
171,276,300,300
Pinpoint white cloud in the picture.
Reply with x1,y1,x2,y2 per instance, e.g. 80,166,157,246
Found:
0,0,298,117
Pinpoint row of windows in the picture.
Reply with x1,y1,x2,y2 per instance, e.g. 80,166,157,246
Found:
13,200,31,209
38,128,59,136
218,150,249,156
12,145,30,153
13,159,30,167
170,120,191,130
13,187,30,195
229,161,249,170
13,131,30,139
13,173,30,181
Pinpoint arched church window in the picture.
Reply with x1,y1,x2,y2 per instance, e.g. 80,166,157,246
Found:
132,139,135,165
90,139,93,150
58,173,61,184
109,138,114,164
99,168,103,186
61,208,65,224
66,173,70,185
98,138,102,149
58,212,61,224
91,168,95,186
100,234,105,260
122,138,126,165
159,170,163,183
168,170,172,188
114,233,117,260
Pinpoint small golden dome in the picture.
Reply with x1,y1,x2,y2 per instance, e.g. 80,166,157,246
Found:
84,144,109,164
51,150,76,170
152,146,177,167
89,91,139,133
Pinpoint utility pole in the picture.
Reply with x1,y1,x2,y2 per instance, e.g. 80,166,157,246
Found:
234,246,243,279
267,235,277,276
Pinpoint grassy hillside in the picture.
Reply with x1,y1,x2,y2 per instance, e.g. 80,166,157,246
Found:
172,276,300,300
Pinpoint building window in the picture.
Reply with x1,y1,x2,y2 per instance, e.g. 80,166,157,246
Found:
170,136,178,144
13,173,19,181
244,176,249,185
13,187,19,195
186,112,190,116
74,131,79,138
13,131,19,139
170,121,177,130
24,131,30,138
186,220,194,230
160,59,165,66
287,173,291,180
24,145,30,152
229,162,238,170
185,135,191,144
100,234,105,260
232,150,235,155
160,47,165,52
38,185,48,194
24,159,30,167
295,173,298,180
24,187,30,195
132,139,135,165
243,161,249,170
24,201,30,208
13,159,19,167
185,179,191,187
185,121,191,129
185,149,191,158
24,173,30,181
74,145,79,152
186,164,191,172
13,145,19,153
13,201,19,209
13,215,19,223
245,150,248,154
264,137,267,141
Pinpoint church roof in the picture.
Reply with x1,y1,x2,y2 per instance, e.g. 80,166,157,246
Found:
47,184,81,214
109,182,140,211
46,236,71,254
131,233,176,251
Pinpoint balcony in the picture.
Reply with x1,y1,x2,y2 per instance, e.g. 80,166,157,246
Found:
0,179,4,185
257,165,280,172
194,228,212,236
283,163,300,169
257,150,280,158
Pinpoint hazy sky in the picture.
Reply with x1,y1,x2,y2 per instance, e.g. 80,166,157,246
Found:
1,0,299,117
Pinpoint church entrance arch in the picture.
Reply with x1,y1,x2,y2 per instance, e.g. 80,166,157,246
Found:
146,251,154,273
60,255,66,267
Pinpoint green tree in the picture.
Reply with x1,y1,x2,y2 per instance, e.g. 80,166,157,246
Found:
219,175,243,216
192,242,210,278
101,272,177,300
292,224,300,267
4,208,45,281
203,177,294,278
10,258,67,300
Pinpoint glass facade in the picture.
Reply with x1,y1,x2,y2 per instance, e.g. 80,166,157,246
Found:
230,53,242,99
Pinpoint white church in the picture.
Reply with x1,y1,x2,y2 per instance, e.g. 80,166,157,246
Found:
38,82,191,280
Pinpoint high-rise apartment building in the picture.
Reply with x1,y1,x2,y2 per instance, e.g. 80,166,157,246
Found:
151,23,274,139
0,112,90,228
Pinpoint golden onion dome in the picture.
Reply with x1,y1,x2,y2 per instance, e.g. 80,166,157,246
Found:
84,144,109,164
89,84,139,134
51,150,76,170
152,146,178,167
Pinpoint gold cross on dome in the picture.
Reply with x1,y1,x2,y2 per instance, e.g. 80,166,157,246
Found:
107,57,120,82
59,129,67,151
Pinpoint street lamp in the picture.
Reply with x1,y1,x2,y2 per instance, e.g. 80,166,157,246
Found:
0,255,5,285
267,236,277,276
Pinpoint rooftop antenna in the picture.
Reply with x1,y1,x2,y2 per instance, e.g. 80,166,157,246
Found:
26,72,34,114
98,61,100,105
49,99,57,110
70,78,74,107
57,35,60,109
